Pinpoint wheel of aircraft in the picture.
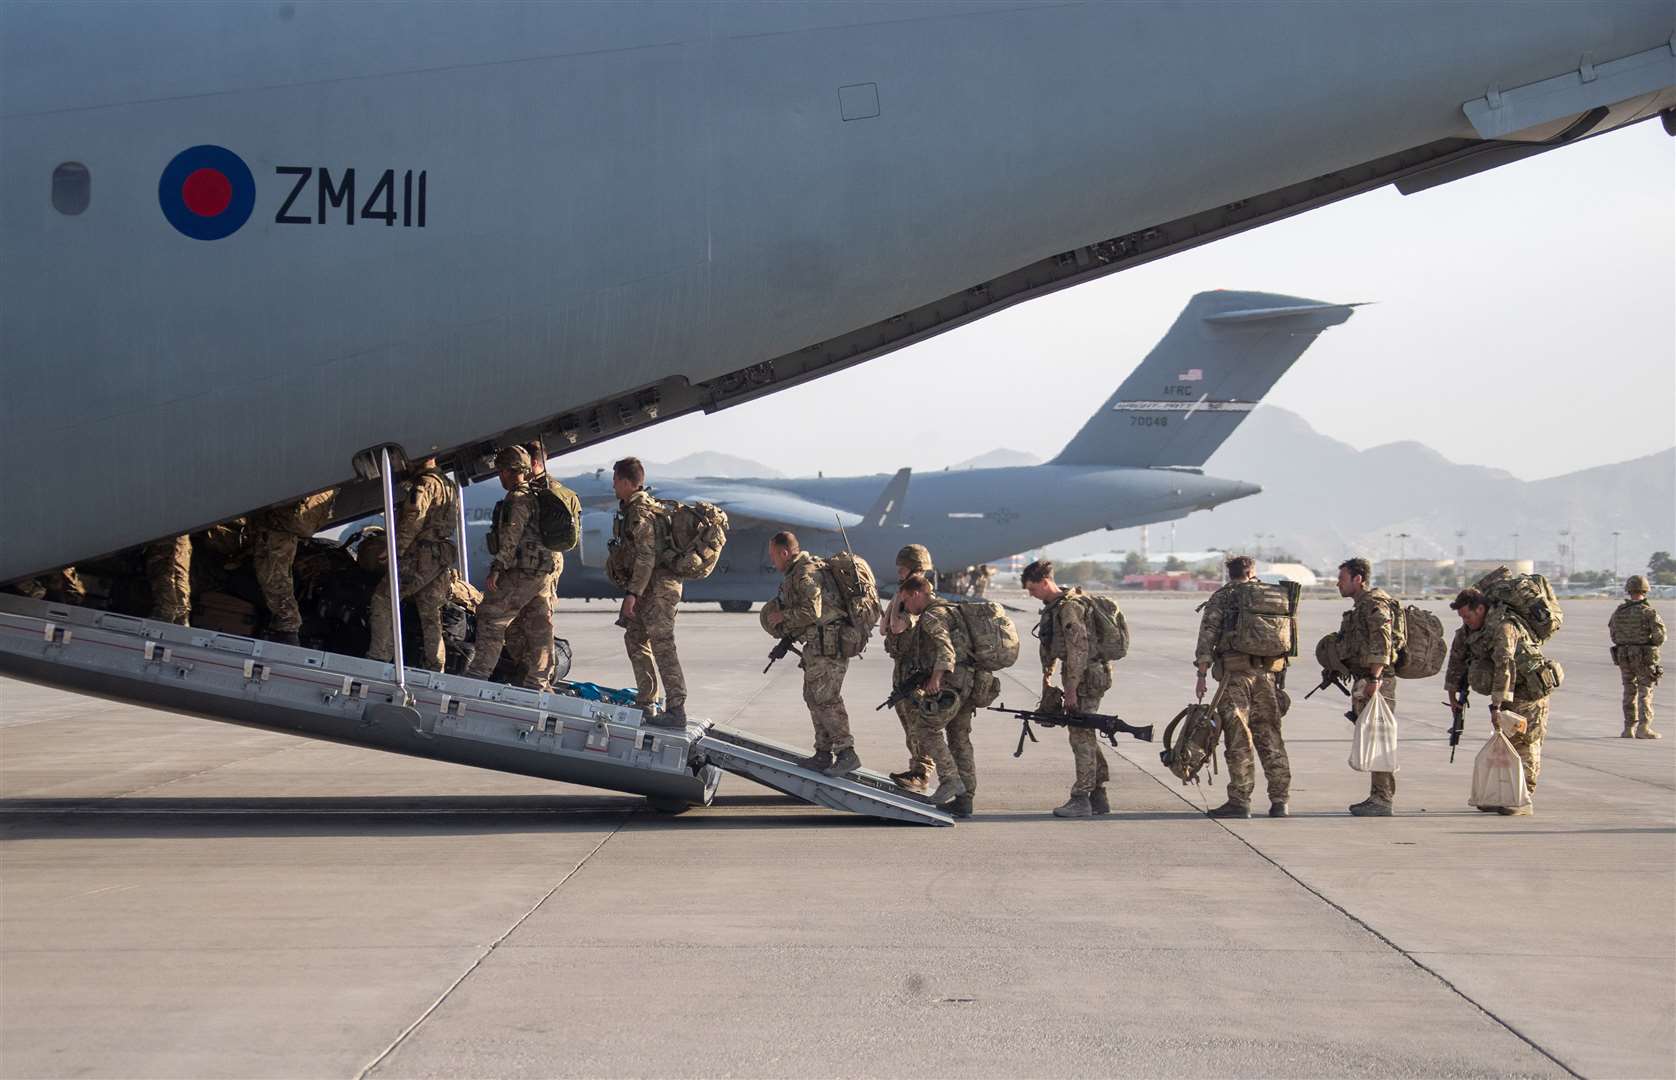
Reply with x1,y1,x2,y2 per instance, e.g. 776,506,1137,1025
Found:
718,600,753,614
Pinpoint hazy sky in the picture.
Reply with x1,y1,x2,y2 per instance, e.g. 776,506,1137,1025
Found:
582,121,1674,482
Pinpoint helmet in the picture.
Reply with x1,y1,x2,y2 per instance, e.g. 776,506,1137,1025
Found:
494,445,532,472
1315,633,1347,676
1626,575,1649,595
895,543,932,572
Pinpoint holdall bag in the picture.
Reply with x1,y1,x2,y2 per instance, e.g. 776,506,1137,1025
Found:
1470,724,1531,810
1347,692,1399,773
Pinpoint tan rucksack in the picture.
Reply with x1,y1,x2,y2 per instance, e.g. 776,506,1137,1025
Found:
1226,580,1300,659
656,500,729,580
1473,566,1563,643
955,599,1021,672
821,551,882,657
1086,592,1130,662
1160,702,1220,784
1392,603,1446,679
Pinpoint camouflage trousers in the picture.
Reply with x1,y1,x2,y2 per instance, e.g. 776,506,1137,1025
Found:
17,567,86,605
367,542,454,672
250,527,304,633
893,669,936,777
625,574,685,709
908,692,970,790
1505,696,1549,794
1620,663,1658,729
145,535,192,625
465,568,556,687
802,653,853,753
1356,676,1399,804
946,702,977,795
1217,667,1291,805
1068,690,1110,797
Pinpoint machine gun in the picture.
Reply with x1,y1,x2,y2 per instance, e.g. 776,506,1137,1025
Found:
1305,669,1358,723
762,636,803,674
877,668,930,712
1446,672,1470,763
987,702,1154,758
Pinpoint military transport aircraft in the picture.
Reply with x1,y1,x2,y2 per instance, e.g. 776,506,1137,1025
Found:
3,3,1671,821
457,290,1352,608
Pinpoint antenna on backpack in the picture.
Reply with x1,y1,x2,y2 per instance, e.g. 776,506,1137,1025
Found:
836,514,856,560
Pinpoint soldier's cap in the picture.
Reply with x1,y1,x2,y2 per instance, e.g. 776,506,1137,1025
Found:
1626,574,1649,595
896,543,932,571
494,445,532,472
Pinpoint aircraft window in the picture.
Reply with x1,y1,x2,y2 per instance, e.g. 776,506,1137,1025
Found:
52,163,90,215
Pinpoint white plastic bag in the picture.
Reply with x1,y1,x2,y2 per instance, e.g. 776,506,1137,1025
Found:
1470,716,1532,810
1347,693,1399,773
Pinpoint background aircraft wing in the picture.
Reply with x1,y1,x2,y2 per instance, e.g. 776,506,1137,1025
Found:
669,482,863,532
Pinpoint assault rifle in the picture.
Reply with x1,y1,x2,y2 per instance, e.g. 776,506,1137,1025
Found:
1305,668,1358,723
877,668,931,712
1446,672,1470,763
987,703,1154,758
763,636,802,674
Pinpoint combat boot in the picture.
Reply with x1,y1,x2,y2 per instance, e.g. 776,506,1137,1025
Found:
1089,786,1111,815
270,631,301,646
1636,722,1661,739
1206,800,1250,819
1053,793,1093,818
644,705,686,729
1268,801,1289,818
1348,798,1393,817
930,776,967,806
1622,723,1638,739
823,748,862,776
890,769,931,794
1496,803,1534,816
796,750,833,772
947,794,974,819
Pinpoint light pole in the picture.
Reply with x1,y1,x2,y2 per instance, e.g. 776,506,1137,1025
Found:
1397,532,1411,595
1512,531,1520,563
1455,529,1467,589
1613,530,1621,581
1558,529,1570,583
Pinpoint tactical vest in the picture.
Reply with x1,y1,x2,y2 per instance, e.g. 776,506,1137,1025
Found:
409,470,459,547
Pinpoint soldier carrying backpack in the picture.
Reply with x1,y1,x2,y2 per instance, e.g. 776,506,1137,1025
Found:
764,531,864,777
1331,556,1404,817
1023,560,1123,819
1193,554,1296,820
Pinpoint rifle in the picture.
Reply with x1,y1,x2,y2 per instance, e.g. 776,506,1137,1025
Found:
1305,668,1359,723
987,702,1154,758
762,636,803,674
877,668,930,712
1447,671,1470,763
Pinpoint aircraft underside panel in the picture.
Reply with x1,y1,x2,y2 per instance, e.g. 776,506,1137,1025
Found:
0,596,945,825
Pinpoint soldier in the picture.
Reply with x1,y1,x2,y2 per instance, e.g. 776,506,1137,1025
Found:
463,446,560,688
145,534,193,625
896,573,972,808
881,543,937,792
11,566,87,605
971,564,994,599
1610,574,1664,739
612,457,686,727
367,456,458,672
1446,587,1555,815
502,442,565,685
1023,560,1113,819
249,489,338,645
1335,557,1400,817
1193,554,1292,819
765,532,860,776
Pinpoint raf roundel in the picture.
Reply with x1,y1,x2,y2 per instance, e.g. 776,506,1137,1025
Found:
158,145,255,241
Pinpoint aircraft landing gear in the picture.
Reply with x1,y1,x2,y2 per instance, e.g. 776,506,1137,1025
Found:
718,600,752,614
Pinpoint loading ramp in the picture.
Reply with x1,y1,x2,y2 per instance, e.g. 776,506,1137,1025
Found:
0,596,949,826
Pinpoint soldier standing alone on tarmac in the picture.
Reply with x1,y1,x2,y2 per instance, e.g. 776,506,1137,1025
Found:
250,489,338,646
1610,574,1664,739
612,457,687,727
765,532,861,777
1023,560,1113,819
881,544,937,792
367,456,458,672
897,573,973,809
1194,555,1293,819
1336,557,1400,817
1446,587,1559,816
463,446,560,689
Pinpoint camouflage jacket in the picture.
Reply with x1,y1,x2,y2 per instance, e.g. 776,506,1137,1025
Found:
1338,586,1398,676
1039,587,1111,699
1609,599,1665,662
487,481,558,577
1446,613,1530,706
776,551,844,654
395,471,458,555
259,489,339,539
902,599,973,693
1194,582,1237,667
613,489,661,595
881,589,918,672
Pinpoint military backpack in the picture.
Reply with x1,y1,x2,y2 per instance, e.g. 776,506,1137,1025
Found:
654,500,729,580
1391,603,1446,680
1086,592,1130,662
532,476,582,553
954,599,1021,672
1473,566,1563,643
1160,702,1220,785
1224,580,1300,659
819,551,882,657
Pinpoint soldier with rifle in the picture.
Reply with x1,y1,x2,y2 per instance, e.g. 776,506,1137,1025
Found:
1023,559,1119,819
989,689,1152,758
1335,557,1402,818
891,573,973,810
879,544,938,793
764,531,860,777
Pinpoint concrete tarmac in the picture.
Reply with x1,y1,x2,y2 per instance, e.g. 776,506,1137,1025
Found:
1,592,1671,1078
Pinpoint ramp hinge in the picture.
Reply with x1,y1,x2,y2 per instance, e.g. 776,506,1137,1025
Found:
143,640,173,663
339,676,368,699
441,696,464,718
585,720,610,750
243,660,270,682
42,623,71,645
543,714,559,734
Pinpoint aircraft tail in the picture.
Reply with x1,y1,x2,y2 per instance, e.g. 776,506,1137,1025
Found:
1050,290,1359,468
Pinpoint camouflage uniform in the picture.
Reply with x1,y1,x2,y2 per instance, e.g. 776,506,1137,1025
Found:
1196,583,1291,807
464,476,560,686
14,567,86,605
368,469,459,672
1447,613,1551,795
1609,592,1664,737
250,490,337,634
899,598,976,787
1040,587,1114,797
616,489,685,710
145,534,193,624
775,550,854,753
883,596,936,779
1339,586,1400,805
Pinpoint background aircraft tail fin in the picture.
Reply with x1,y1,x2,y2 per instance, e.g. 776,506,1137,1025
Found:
862,468,912,527
1050,290,1360,468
